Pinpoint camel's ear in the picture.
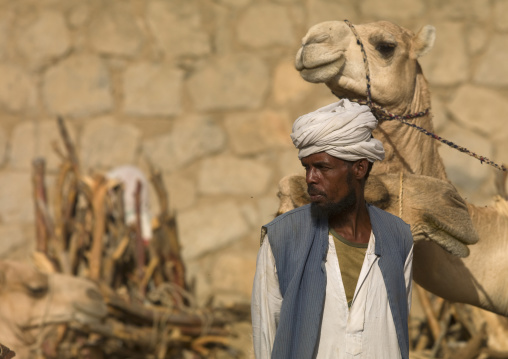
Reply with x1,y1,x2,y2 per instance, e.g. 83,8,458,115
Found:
411,25,435,59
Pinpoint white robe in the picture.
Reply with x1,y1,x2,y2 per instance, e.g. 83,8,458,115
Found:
251,232,413,359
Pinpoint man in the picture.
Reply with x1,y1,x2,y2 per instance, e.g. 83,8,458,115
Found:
251,99,413,359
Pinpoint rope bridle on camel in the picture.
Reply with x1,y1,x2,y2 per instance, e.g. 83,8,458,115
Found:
341,20,507,172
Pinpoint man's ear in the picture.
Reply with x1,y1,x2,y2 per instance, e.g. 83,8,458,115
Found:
353,159,369,180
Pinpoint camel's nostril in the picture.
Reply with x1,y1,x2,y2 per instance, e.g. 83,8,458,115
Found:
86,288,103,302
305,34,330,46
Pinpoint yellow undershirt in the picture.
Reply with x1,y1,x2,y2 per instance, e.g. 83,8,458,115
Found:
329,229,368,308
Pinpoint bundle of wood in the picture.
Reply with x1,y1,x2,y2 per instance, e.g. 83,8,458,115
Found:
30,118,249,358
409,285,508,359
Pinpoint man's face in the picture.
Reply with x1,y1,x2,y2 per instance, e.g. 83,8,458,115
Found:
301,152,356,216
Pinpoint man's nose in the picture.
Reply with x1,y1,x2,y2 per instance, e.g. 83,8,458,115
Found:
306,168,317,184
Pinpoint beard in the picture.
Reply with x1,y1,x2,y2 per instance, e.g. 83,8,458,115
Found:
310,172,357,219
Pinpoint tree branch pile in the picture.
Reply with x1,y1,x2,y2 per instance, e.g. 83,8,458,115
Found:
29,118,250,358
409,284,508,359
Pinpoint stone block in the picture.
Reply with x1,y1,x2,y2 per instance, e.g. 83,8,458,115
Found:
210,252,256,296
147,0,210,58
237,4,295,48
10,120,77,171
0,64,37,114
474,35,508,86
187,55,269,111
495,136,508,165
240,194,280,229
257,195,280,225
494,0,508,32
80,117,141,171
0,14,12,60
430,94,449,133
277,148,304,177
429,0,488,21
88,4,144,57
198,156,271,195
360,0,424,20
307,0,358,27
43,55,113,118
184,259,212,306
216,0,251,7
288,4,305,29
0,224,35,260
419,22,468,86
211,4,232,55
438,121,492,193
272,61,316,105
0,171,35,223
177,201,249,260
123,63,183,117
0,126,6,167
147,171,197,214
466,24,488,55
224,110,292,155
448,85,508,138
470,0,491,22
143,115,225,172
67,3,90,28
240,202,258,229
15,11,70,69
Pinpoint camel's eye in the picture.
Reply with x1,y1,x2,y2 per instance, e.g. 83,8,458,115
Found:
28,284,48,298
375,42,396,58
25,279,49,298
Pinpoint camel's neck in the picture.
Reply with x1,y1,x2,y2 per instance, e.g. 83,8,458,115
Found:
372,72,448,180
414,200,508,316
461,202,508,314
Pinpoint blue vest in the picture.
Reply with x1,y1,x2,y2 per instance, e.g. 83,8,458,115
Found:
262,204,412,359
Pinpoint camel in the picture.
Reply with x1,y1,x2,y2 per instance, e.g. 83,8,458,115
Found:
285,19,508,318
0,260,107,358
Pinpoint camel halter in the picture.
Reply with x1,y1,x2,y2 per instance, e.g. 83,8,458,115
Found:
343,20,506,172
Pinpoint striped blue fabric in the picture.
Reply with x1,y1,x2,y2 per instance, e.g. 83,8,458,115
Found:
264,203,412,359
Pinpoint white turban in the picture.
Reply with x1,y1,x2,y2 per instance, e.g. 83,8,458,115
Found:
290,99,385,162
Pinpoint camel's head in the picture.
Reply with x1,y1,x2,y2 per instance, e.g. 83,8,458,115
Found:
295,20,435,115
0,260,107,357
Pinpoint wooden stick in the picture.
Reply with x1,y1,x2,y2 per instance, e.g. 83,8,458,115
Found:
112,236,130,261
134,179,146,282
148,165,169,219
416,284,441,341
68,319,196,351
32,158,49,254
140,257,159,293
88,175,109,281
99,283,233,327
56,117,80,175
148,165,187,294
448,323,486,359
192,336,231,356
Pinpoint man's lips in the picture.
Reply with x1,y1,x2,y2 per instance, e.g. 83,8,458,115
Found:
308,189,326,201
309,194,324,201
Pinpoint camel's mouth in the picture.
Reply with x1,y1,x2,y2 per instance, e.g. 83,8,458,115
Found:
296,52,340,71
73,298,108,323
298,60,345,84
295,45,345,82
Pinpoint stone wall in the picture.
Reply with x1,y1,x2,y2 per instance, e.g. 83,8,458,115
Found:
0,0,506,306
